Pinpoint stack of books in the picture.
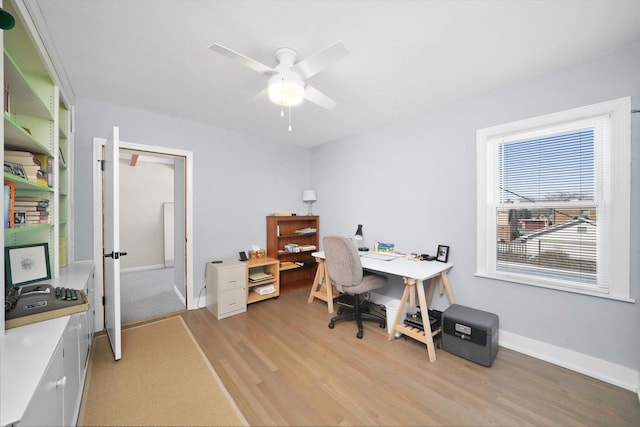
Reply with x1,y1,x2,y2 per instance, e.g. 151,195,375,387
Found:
248,271,274,283
4,150,52,187
376,242,395,252
294,227,317,235
13,196,50,226
284,243,300,253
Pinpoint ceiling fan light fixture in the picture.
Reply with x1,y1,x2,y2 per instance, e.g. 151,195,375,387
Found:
268,73,305,106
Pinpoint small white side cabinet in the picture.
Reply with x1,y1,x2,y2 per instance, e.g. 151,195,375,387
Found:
0,262,94,427
206,260,247,319
19,335,65,427
19,312,88,427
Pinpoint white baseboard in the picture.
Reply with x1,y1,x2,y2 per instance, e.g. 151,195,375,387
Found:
195,294,207,311
369,293,638,393
174,285,185,302
121,264,166,273
499,330,639,393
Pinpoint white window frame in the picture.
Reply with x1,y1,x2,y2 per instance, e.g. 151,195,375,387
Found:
476,97,632,302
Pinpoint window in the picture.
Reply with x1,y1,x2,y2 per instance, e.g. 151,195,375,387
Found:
476,98,632,301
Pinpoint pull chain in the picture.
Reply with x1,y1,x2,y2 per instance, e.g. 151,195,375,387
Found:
288,106,292,132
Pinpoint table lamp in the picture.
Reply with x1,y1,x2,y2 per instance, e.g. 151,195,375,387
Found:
302,189,317,215
354,224,368,251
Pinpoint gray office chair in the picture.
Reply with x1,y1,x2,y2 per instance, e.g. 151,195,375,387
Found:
323,235,387,339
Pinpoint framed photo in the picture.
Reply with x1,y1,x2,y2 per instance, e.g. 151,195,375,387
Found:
4,243,51,287
436,244,450,263
13,210,26,225
4,161,27,179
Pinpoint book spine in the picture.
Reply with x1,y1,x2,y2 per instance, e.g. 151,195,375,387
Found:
4,183,15,229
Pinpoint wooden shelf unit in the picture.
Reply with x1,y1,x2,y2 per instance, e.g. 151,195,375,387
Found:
266,215,319,293
246,257,280,304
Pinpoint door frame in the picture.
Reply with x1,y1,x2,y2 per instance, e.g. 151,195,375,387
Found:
92,138,194,333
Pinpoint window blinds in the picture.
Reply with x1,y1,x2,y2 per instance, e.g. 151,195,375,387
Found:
494,115,610,288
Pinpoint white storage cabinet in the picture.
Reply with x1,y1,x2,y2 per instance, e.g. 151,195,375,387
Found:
206,260,247,319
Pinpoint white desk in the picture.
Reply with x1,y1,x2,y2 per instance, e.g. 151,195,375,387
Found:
308,251,454,362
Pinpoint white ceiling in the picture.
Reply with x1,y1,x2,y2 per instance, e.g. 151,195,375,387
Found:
27,0,640,147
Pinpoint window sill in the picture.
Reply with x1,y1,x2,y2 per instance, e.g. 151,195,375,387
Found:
474,272,635,303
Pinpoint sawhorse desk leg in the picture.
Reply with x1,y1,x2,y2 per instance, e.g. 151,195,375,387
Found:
388,271,454,363
425,271,455,306
307,257,341,313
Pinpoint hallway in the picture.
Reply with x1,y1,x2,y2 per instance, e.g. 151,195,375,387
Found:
120,267,184,324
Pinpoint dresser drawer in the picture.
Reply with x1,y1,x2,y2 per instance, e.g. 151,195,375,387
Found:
218,287,247,316
217,267,245,291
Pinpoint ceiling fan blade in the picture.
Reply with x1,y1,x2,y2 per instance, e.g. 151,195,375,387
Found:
304,85,337,110
243,87,268,106
209,43,276,76
294,41,349,80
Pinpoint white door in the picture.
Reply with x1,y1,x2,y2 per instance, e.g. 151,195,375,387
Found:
104,126,122,360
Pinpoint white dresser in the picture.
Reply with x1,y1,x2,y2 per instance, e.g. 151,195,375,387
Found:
206,260,247,319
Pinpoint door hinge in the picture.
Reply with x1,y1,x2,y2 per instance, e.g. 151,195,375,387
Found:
98,159,105,171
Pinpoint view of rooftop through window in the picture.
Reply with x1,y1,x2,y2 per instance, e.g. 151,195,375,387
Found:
496,128,597,284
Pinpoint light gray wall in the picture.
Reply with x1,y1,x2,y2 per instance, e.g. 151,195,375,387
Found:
119,158,174,270
311,40,640,371
73,98,312,294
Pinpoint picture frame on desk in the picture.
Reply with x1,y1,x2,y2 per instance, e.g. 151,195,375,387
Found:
436,245,449,263
5,242,52,287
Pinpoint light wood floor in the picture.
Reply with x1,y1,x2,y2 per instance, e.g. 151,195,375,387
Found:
182,288,640,426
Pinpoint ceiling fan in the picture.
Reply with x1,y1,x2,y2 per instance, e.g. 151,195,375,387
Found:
209,41,349,112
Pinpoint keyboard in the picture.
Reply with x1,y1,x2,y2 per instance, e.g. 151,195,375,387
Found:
55,287,79,301
5,284,86,322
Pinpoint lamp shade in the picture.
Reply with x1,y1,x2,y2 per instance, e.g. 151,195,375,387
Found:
302,189,317,202
268,72,305,106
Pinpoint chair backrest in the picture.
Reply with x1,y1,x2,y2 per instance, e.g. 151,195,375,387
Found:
323,235,363,290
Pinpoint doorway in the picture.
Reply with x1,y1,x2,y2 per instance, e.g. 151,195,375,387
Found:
92,138,194,333
118,149,185,323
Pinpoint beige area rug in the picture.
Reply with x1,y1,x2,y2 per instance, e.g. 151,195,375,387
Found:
79,316,247,426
